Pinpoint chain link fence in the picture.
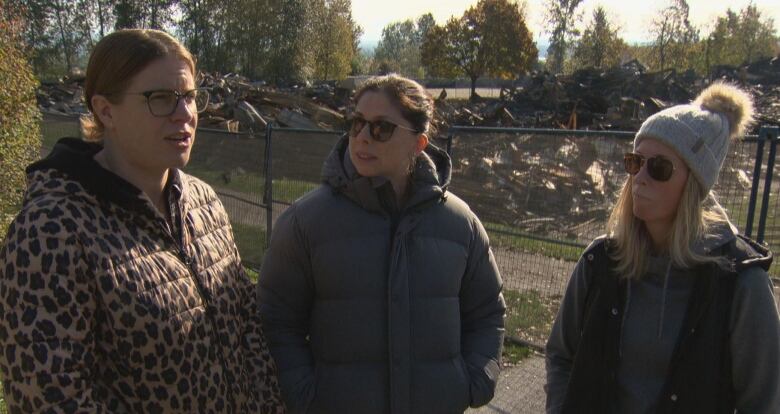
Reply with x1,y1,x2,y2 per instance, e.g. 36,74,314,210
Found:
33,116,779,412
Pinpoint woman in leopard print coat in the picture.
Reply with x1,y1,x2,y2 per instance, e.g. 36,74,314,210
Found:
0,29,285,413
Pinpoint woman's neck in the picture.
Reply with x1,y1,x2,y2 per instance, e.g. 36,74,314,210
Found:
644,219,672,252
94,145,169,214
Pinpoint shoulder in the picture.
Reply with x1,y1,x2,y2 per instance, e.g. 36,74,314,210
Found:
734,265,775,299
432,191,482,229
8,171,97,241
180,171,220,204
728,235,773,273
285,184,352,226
581,235,611,261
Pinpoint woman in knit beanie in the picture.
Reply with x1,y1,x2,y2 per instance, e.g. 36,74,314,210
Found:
545,82,780,413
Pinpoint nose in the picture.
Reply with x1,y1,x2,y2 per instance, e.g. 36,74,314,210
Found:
633,161,650,185
170,95,195,124
354,122,372,143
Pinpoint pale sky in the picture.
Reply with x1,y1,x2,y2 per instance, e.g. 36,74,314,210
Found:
353,0,780,48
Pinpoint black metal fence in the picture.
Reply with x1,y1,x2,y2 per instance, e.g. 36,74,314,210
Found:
39,116,779,349
29,116,780,412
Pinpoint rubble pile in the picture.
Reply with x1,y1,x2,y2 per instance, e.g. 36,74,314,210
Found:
435,57,780,132
38,56,780,135
36,59,777,236
448,133,630,241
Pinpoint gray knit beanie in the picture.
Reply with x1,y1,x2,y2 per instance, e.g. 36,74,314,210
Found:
634,82,754,193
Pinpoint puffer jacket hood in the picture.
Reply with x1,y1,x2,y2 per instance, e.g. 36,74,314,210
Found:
321,135,452,213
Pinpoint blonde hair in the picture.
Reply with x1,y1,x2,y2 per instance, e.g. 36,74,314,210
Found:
607,176,730,279
81,29,196,142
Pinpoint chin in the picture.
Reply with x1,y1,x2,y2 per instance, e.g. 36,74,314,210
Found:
632,205,651,222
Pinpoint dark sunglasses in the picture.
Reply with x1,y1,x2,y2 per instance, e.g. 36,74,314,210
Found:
348,115,418,142
624,153,676,182
114,88,210,117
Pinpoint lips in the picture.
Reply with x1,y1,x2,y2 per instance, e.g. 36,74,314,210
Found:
355,151,376,161
164,132,192,141
164,132,193,150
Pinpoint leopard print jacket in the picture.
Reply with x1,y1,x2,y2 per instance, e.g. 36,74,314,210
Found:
0,139,285,413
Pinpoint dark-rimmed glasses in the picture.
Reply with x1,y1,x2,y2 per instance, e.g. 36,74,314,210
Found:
624,152,676,182
348,115,418,142
117,88,210,117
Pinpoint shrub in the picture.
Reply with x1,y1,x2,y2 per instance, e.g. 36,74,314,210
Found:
0,0,41,237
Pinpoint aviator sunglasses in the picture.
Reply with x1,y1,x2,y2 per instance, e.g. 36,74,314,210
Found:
624,152,676,182
348,115,418,142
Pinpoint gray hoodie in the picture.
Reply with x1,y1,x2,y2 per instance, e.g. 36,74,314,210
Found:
545,222,780,413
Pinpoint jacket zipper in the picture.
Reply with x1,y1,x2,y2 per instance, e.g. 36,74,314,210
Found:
163,202,237,413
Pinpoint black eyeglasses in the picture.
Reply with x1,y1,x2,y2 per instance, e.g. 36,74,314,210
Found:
118,88,210,117
348,115,418,142
624,153,676,182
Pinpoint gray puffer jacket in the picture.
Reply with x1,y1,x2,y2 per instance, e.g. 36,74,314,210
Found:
257,137,505,414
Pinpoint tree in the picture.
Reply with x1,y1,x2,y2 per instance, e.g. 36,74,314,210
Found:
114,0,174,30
572,6,626,69
737,4,776,64
544,0,583,74
0,0,41,236
264,0,309,83
421,0,537,99
373,13,435,78
50,0,80,72
308,0,361,80
8,0,97,76
650,0,698,71
704,4,777,75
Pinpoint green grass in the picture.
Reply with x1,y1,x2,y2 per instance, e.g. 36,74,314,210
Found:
232,222,267,268
185,165,263,195
244,267,260,283
40,120,81,149
503,289,560,348
503,342,532,365
486,222,583,262
184,165,318,204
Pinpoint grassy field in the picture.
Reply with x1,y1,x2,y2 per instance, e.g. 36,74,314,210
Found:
232,222,267,268
503,289,559,348
184,165,318,204
485,222,583,262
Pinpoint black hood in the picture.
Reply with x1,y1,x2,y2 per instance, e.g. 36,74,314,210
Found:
27,137,174,214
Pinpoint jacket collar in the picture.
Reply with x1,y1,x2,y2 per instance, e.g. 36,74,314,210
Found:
28,137,184,214
321,134,452,214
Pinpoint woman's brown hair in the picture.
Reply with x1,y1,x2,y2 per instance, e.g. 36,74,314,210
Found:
353,74,435,136
81,29,196,141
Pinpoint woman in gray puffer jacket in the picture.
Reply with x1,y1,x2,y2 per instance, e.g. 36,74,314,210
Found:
257,74,506,414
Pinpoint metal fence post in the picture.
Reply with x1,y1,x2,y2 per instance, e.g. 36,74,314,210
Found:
745,128,767,238
757,126,780,244
263,123,274,249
